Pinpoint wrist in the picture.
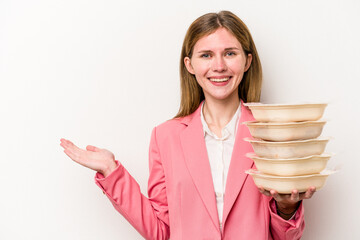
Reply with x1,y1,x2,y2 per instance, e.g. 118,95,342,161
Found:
275,201,300,220
276,201,298,213
101,161,117,177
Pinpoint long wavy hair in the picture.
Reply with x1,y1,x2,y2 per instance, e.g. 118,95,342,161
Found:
174,10,262,118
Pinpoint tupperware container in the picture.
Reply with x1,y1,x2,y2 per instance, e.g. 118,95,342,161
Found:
244,120,326,142
246,152,331,176
244,103,327,122
245,169,334,194
244,137,330,159
244,138,329,159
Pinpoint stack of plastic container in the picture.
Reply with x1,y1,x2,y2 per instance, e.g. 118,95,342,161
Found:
243,103,334,194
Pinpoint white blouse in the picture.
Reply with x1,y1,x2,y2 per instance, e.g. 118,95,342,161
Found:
200,102,241,229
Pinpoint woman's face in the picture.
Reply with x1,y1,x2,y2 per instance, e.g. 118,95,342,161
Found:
184,27,252,103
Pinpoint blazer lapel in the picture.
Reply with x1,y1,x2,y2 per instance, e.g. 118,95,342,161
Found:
222,102,256,227
180,105,220,232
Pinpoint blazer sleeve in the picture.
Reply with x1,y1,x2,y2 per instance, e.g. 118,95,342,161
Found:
94,127,170,240
268,198,305,240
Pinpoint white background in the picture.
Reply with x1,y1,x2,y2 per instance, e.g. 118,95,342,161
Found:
1,0,359,239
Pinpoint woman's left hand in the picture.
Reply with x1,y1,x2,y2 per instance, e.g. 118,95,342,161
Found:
258,186,316,220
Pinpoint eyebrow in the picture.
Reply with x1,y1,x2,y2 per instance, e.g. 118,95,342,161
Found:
225,47,241,51
196,47,241,53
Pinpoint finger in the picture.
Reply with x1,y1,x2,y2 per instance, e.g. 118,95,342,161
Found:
60,139,73,149
304,186,316,199
258,186,271,197
64,149,79,162
63,139,83,153
60,142,66,149
270,189,283,201
64,149,90,169
65,139,74,145
60,139,69,149
86,145,100,152
258,186,265,193
60,139,75,150
64,144,84,163
290,189,299,202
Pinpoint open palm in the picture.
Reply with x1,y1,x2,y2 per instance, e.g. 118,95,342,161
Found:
60,138,117,177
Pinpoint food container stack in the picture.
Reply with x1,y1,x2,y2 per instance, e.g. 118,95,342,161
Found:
243,103,334,194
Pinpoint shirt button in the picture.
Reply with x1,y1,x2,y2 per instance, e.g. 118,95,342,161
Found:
216,192,223,198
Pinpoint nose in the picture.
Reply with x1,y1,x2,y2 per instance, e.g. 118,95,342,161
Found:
211,56,227,72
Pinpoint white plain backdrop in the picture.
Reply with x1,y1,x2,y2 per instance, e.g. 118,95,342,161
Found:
1,0,359,239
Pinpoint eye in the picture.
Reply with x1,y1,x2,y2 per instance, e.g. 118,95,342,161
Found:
200,53,211,58
226,51,236,56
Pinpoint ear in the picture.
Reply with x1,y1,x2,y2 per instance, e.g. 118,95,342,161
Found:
184,57,195,75
244,53,252,72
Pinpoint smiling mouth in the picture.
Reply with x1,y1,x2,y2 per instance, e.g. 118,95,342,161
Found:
208,77,231,82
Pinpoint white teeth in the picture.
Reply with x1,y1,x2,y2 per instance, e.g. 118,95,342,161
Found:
209,77,230,82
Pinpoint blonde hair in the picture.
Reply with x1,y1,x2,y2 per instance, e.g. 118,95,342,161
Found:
174,10,262,118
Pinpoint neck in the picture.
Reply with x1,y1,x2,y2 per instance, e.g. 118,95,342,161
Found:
203,96,240,131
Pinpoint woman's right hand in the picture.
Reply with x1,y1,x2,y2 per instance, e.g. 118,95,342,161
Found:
60,138,117,177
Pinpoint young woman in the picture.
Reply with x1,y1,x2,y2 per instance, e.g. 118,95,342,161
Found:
60,11,315,240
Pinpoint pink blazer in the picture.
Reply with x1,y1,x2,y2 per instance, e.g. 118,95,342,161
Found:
95,102,305,240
